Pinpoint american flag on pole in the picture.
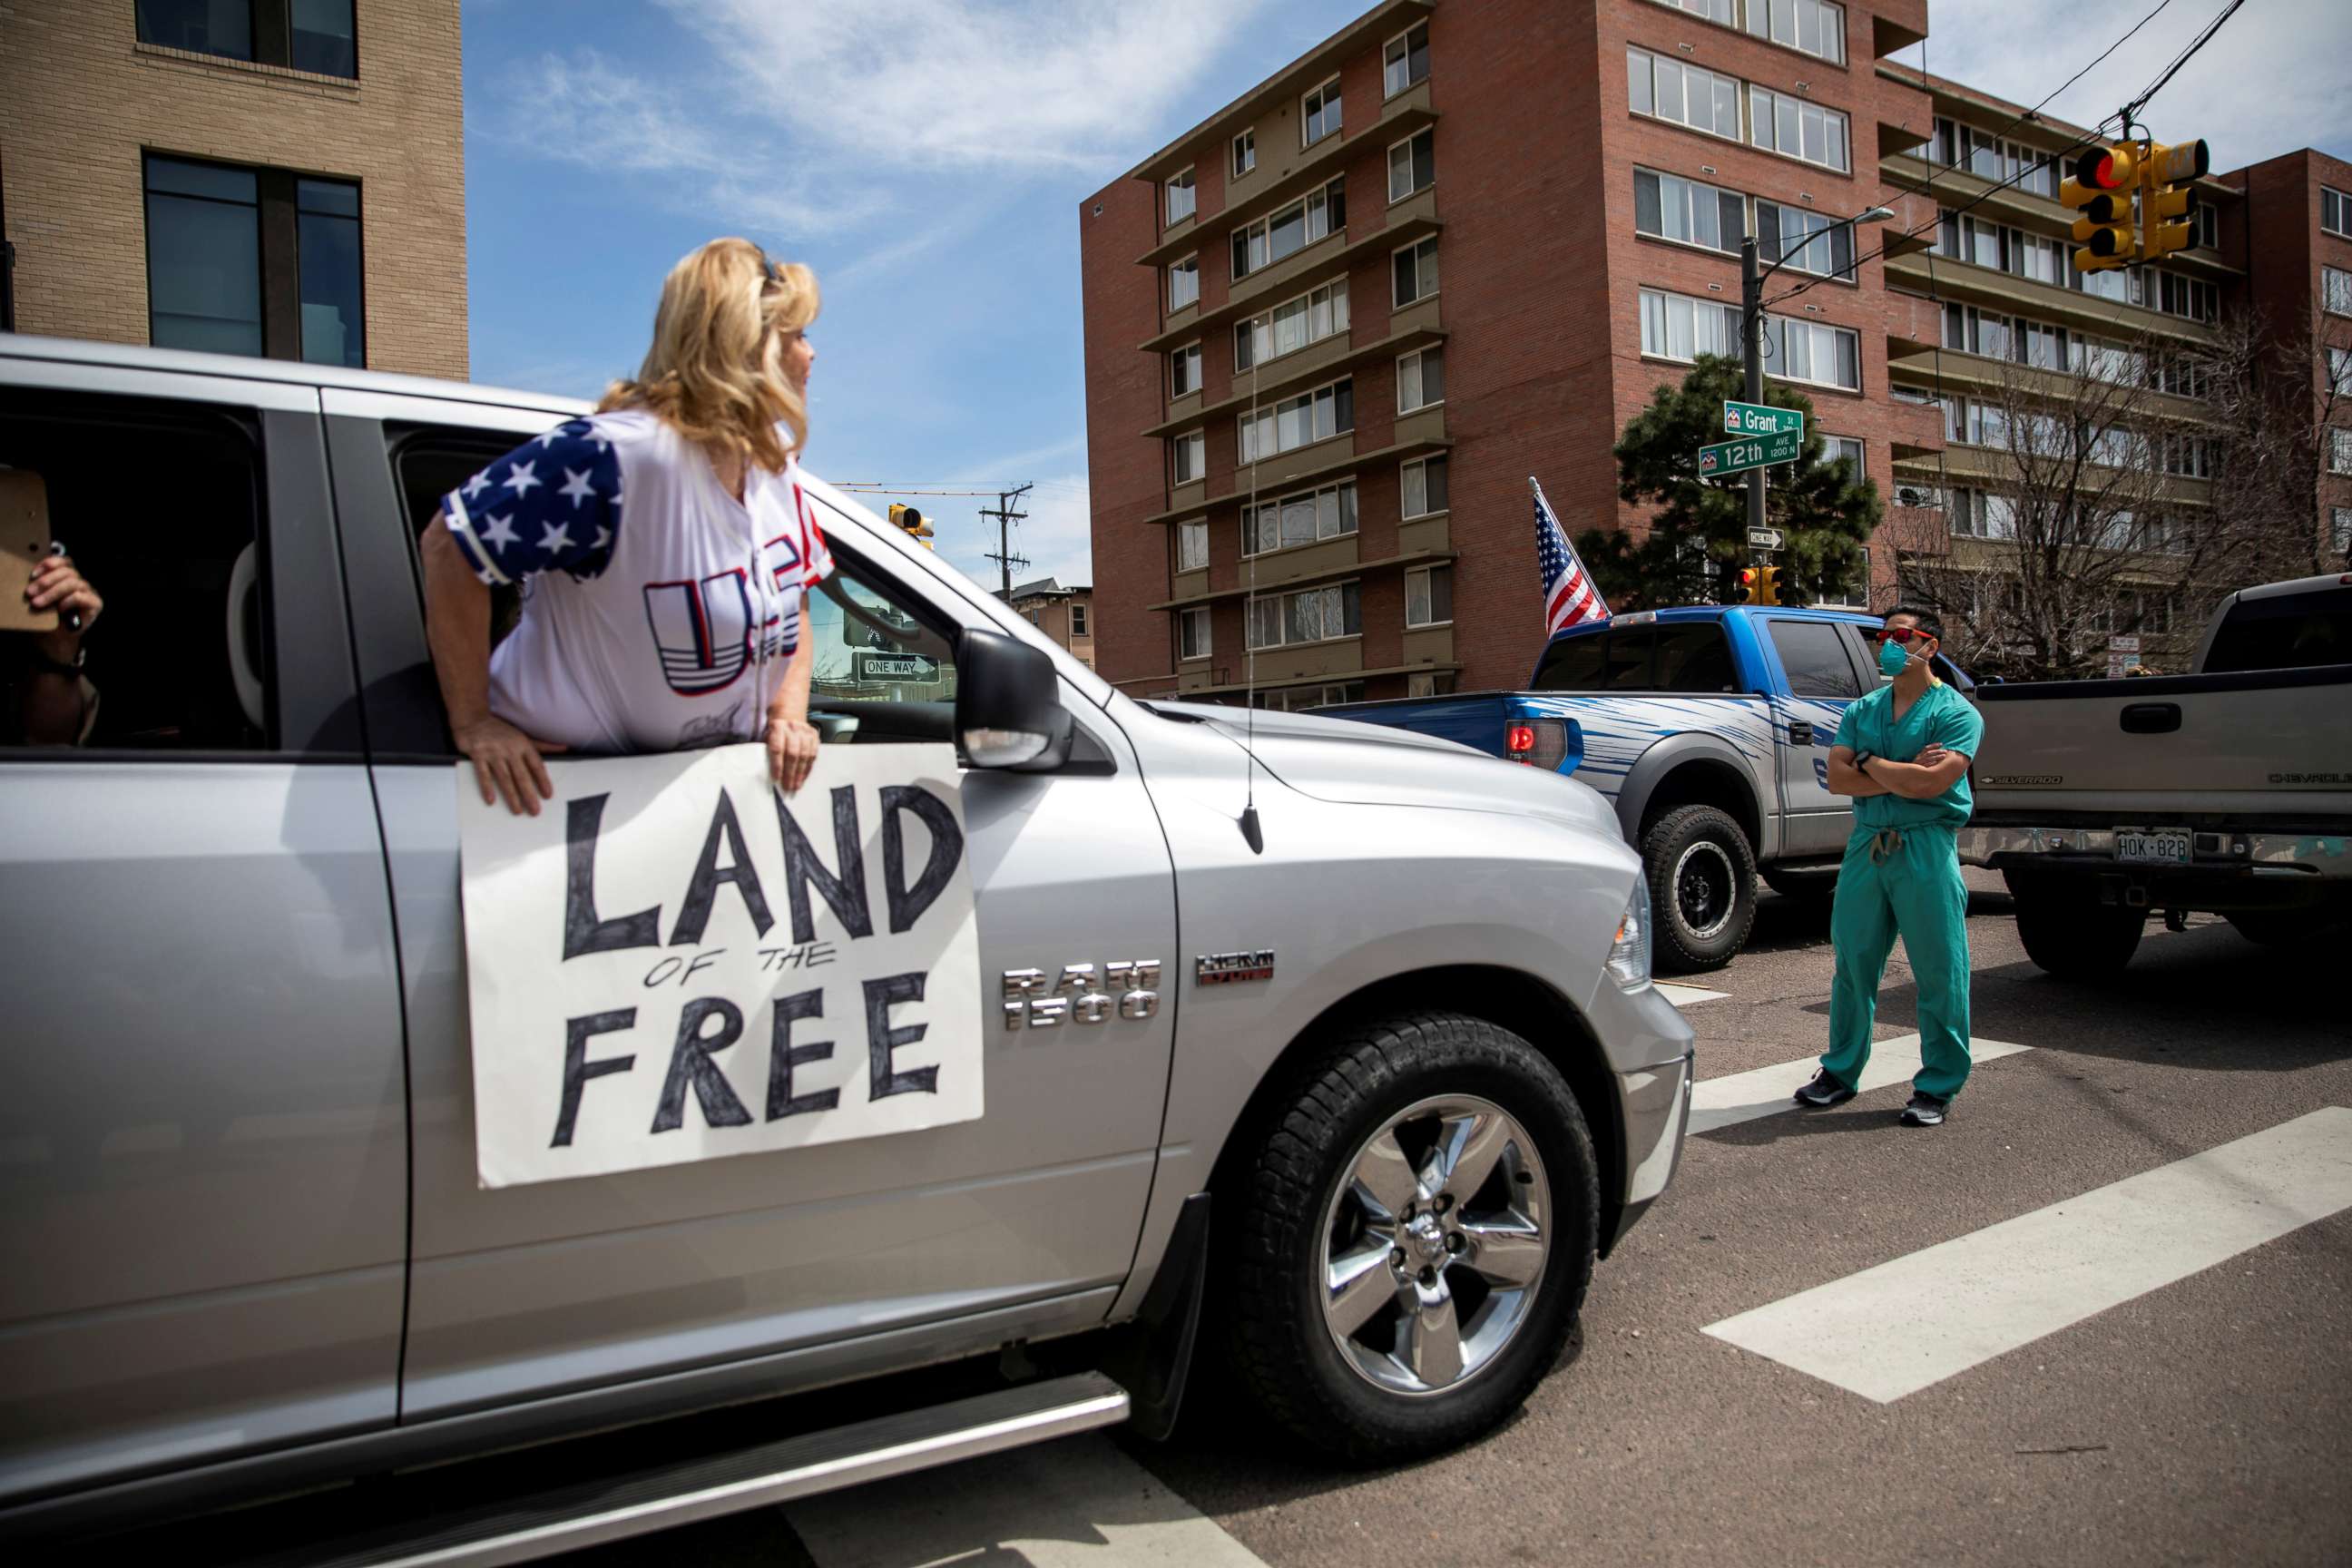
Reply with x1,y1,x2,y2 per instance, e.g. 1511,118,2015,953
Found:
1533,476,1609,635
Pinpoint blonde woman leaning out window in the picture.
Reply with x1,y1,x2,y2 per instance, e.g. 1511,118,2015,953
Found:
422,238,834,815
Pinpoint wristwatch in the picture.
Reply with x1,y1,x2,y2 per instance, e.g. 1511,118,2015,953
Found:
1851,750,1876,770
28,644,86,679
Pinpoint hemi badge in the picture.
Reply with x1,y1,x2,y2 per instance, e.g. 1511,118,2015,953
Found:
1196,950,1276,985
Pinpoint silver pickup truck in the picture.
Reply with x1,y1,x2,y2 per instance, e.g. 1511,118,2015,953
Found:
1961,573,2352,975
0,336,1693,1559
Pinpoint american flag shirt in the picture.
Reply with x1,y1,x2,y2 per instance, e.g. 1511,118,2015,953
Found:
440,410,834,754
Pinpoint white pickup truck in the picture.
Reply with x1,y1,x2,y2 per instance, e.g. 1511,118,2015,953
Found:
1960,573,2352,975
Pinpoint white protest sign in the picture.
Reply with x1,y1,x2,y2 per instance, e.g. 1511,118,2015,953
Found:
457,743,981,1188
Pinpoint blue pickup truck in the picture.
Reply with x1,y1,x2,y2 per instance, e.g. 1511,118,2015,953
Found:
1315,606,1972,972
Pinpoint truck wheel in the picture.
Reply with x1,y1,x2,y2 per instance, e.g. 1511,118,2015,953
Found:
1220,1013,1598,1465
2006,872,2143,977
1644,805,1757,973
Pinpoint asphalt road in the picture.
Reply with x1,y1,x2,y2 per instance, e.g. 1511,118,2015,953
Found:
196,877,2351,1568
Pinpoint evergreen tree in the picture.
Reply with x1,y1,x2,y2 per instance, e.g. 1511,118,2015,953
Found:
1582,354,1881,610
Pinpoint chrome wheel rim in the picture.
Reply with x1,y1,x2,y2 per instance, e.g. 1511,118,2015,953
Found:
1318,1094,1550,1396
1673,840,1738,940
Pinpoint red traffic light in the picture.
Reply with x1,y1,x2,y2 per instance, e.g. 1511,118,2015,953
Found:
2073,143,2139,191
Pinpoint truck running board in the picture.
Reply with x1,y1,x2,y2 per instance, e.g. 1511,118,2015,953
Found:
269,1373,1130,1568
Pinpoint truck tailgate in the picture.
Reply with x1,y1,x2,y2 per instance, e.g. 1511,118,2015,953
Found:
1973,664,2352,820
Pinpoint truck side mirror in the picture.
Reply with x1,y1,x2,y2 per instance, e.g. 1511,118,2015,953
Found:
956,628,1073,771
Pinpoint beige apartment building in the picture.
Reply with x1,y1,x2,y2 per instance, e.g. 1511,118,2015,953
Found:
1,1,466,379
1002,576,1098,670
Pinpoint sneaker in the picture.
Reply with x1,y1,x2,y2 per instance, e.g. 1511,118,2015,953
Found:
1900,1092,1950,1127
1794,1069,1856,1108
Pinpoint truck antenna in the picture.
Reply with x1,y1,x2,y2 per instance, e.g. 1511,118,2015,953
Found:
1239,355,1264,854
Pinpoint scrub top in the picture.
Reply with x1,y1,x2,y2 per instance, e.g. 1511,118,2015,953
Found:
1833,680,1984,830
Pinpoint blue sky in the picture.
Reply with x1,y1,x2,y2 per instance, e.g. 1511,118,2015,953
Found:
462,0,2351,592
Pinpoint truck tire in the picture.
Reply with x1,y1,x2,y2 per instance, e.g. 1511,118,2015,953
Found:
1760,865,1838,901
1219,1012,1598,1465
1644,804,1758,973
2007,872,2143,977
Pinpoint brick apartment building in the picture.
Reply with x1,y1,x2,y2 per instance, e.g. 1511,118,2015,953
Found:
1,1,466,379
1079,0,2342,704
1001,575,1099,670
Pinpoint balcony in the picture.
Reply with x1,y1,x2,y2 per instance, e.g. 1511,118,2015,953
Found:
1150,543,1455,610
1142,424,1450,526
1143,310,1445,440
1885,346,2222,427
1140,188,1442,355
1883,250,2218,348
1877,153,2242,285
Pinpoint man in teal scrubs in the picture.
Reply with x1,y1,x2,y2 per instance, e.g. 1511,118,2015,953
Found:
1795,606,1984,1126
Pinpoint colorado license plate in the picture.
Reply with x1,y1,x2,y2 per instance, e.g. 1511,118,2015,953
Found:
2117,829,2191,865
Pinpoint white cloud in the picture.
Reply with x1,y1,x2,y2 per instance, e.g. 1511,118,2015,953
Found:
1902,0,2352,171
661,0,1269,171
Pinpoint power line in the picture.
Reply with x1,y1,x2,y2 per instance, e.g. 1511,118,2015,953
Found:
979,483,1033,596
2123,0,2243,123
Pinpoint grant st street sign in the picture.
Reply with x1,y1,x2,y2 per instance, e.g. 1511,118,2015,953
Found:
1723,399,1805,437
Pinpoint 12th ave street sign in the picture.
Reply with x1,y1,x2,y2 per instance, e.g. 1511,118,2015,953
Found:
1722,400,1805,437
1698,428,1803,477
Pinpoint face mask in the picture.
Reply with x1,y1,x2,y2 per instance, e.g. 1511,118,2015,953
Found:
1877,636,1916,678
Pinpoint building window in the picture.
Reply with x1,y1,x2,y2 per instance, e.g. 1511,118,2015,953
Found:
143,154,364,365
136,0,357,78
1641,287,1740,362
1235,277,1350,370
1388,129,1436,203
1168,254,1199,311
1179,606,1211,661
1626,48,1743,142
1948,487,2018,539
1232,130,1257,179
2157,272,2218,324
1385,21,1430,96
1749,0,1845,64
1749,87,1849,172
1814,547,1870,609
1249,581,1361,649
2196,203,2220,250
1166,167,1196,226
1649,0,1737,23
2328,347,2352,397
1760,199,1857,279
1405,564,1454,627
1406,672,1456,699
2331,507,2351,555
1172,430,1206,485
1402,454,1450,518
1763,316,1860,390
1634,167,1747,257
2323,187,2352,240
1069,603,1089,637
2328,267,2352,318
1397,345,1446,412
1302,77,1343,146
1178,519,1210,573
1231,178,1346,279
1256,681,1366,710
1244,480,1358,555
1931,119,2058,198
2333,428,2352,475
2161,435,2212,479
2073,258,2141,305
1171,341,1202,398
1393,237,1440,307
1818,435,1865,479
1239,379,1353,463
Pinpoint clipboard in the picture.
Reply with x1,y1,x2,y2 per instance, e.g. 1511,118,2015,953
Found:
0,471,58,634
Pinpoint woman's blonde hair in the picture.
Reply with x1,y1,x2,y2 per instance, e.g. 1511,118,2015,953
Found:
599,237,818,475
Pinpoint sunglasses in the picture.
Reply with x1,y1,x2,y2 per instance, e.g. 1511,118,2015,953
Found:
1867,626,1933,645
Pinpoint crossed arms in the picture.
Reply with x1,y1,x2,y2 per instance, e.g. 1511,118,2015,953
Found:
1827,743,1971,800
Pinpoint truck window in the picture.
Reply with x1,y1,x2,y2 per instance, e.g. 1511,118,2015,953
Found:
392,428,530,647
1531,631,1608,691
2201,589,2352,673
1601,628,1661,689
1654,624,1737,693
1767,619,1864,699
1,390,270,751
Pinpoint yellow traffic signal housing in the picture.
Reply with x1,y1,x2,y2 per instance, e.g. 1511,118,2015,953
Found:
887,502,935,548
2062,142,2141,272
1737,567,1761,605
1759,565,1785,606
2139,139,2210,261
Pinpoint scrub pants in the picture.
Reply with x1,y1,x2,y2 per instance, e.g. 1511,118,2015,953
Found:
1822,823,1973,1102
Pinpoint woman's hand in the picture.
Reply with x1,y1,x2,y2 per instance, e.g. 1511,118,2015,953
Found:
455,713,566,816
767,710,820,794
25,553,102,661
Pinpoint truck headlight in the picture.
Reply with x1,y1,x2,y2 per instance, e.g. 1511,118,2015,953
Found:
1606,877,1651,990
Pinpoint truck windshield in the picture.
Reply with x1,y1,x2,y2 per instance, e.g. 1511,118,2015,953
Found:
1532,623,1735,693
2202,588,2352,673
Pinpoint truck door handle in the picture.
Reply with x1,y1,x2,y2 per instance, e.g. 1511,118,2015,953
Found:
1788,720,1814,746
2119,703,2180,734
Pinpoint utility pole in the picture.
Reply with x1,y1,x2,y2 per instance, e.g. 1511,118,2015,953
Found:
980,482,1033,596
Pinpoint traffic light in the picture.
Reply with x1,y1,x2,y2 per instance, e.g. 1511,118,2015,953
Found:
2139,138,2210,261
887,503,935,549
1736,566,1783,606
1760,565,1784,606
2062,142,2140,272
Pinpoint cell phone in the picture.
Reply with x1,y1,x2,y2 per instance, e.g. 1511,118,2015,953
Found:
0,471,58,635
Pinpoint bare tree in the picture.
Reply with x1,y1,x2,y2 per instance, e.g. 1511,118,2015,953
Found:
2205,293,2351,580
1894,311,2299,681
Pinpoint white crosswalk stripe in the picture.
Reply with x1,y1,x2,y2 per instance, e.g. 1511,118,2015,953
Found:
1702,1106,2352,1402
785,1433,1269,1567
1656,982,1729,1009
1688,1033,2033,1134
